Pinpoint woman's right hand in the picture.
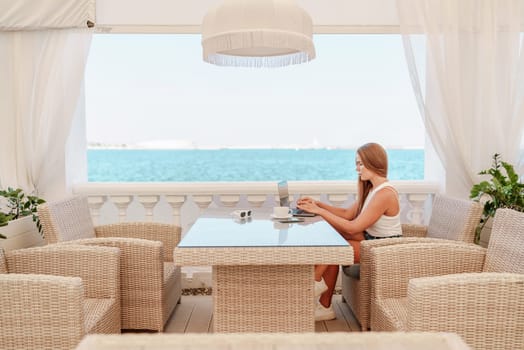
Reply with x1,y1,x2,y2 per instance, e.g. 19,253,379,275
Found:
297,196,315,206
297,197,325,215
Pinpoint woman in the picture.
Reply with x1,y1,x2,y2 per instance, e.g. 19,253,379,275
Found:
297,142,402,321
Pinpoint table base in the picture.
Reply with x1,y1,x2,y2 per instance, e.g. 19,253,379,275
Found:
213,265,314,333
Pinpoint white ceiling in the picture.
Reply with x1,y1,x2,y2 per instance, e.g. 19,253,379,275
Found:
96,0,401,34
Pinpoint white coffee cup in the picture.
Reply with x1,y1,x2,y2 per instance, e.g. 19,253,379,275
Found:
273,206,291,218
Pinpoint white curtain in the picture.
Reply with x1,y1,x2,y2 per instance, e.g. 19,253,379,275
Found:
0,28,92,197
0,0,94,30
397,0,524,198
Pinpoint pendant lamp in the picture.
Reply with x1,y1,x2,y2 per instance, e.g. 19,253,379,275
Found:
201,0,316,68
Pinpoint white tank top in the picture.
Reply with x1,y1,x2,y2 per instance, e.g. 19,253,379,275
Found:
361,182,402,238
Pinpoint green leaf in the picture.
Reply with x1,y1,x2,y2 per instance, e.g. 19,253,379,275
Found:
470,153,524,232
1,187,46,237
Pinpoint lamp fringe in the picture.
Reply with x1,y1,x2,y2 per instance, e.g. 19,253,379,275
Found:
202,30,315,68
205,52,312,68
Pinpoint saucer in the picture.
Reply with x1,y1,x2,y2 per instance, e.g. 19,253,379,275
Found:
270,213,293,219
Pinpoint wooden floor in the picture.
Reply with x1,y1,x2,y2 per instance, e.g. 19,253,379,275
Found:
163,294,361,333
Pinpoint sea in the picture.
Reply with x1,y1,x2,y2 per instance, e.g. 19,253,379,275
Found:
87,149,424,182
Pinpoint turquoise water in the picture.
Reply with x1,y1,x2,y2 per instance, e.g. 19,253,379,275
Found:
87,149,424,182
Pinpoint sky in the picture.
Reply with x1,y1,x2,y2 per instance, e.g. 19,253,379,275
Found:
84,34,425,149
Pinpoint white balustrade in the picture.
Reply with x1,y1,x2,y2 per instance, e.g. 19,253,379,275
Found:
300,194,321,202
137,195,160,222
192,195,213,212
219,195,240,207
87,195,106,225
109,195,133,223
165,195,186,227
246,194,267,207
327,193,351,207
406,193,431,225
73,181,439,229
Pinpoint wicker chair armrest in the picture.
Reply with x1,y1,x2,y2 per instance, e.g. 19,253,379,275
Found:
5,244,120,299
401,223,428,237
58,237,163,268
360,237,447,257
407,272,524,349
371,242,486,299
359,237,457,300
0,274,85,349
57,237,165,296
95,222,180,262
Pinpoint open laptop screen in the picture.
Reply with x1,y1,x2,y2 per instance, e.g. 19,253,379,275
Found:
277,180,290,207
277,181,316,217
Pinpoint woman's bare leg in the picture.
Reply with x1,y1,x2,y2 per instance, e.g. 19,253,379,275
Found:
319,233,365,307
315,264,328,281
348,239,361,263
319,265,339,307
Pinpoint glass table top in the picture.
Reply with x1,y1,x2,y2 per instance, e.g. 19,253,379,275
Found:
178,211,349,248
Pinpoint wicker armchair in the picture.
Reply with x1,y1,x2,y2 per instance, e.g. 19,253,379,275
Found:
341,194,482,331
370,208,524,350
0,245,121,350
38,196,182,332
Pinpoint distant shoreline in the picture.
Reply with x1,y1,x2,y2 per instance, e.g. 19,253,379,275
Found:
87,145,424,151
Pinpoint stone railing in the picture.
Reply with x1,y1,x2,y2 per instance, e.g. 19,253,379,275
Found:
73,180,440,235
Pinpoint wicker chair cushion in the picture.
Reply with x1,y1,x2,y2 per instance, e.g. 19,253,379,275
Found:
342,264,360,279
484,208,524,274
83,298,119,333
426,195,475,241
47,197,96,242
374,297,409,331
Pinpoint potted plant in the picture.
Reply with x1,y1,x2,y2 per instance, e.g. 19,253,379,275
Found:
469,153,524,245
0,187,46,240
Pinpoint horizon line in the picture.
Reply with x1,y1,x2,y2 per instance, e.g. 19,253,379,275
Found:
87,144,424,151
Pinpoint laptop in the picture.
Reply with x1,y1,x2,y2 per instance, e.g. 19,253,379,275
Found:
277,180,316,217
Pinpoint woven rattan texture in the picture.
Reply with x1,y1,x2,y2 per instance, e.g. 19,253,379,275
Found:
0,245,121,350
426,195,482,243
174,245,353,266
213,265,314,332
371,242,486,301
0,248,7,273
407,272,524,350
162,262,182,326
38,196,182,331
96,222,181,263
374,297,410,331
484,208,524,273
39,196,96,243
1,274,85,350
76,332,472,350
342,195,482,331
369,210,524,350
343,236,446,331
6,244,120,298
343,273,362,328
58,237,176,331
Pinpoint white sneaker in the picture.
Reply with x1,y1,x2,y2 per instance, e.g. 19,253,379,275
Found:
315,303,336,321
314,278,328,297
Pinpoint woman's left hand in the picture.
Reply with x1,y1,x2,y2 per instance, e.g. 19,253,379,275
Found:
297,200,322,215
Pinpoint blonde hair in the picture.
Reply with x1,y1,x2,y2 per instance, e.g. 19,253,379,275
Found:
356,143,388,215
